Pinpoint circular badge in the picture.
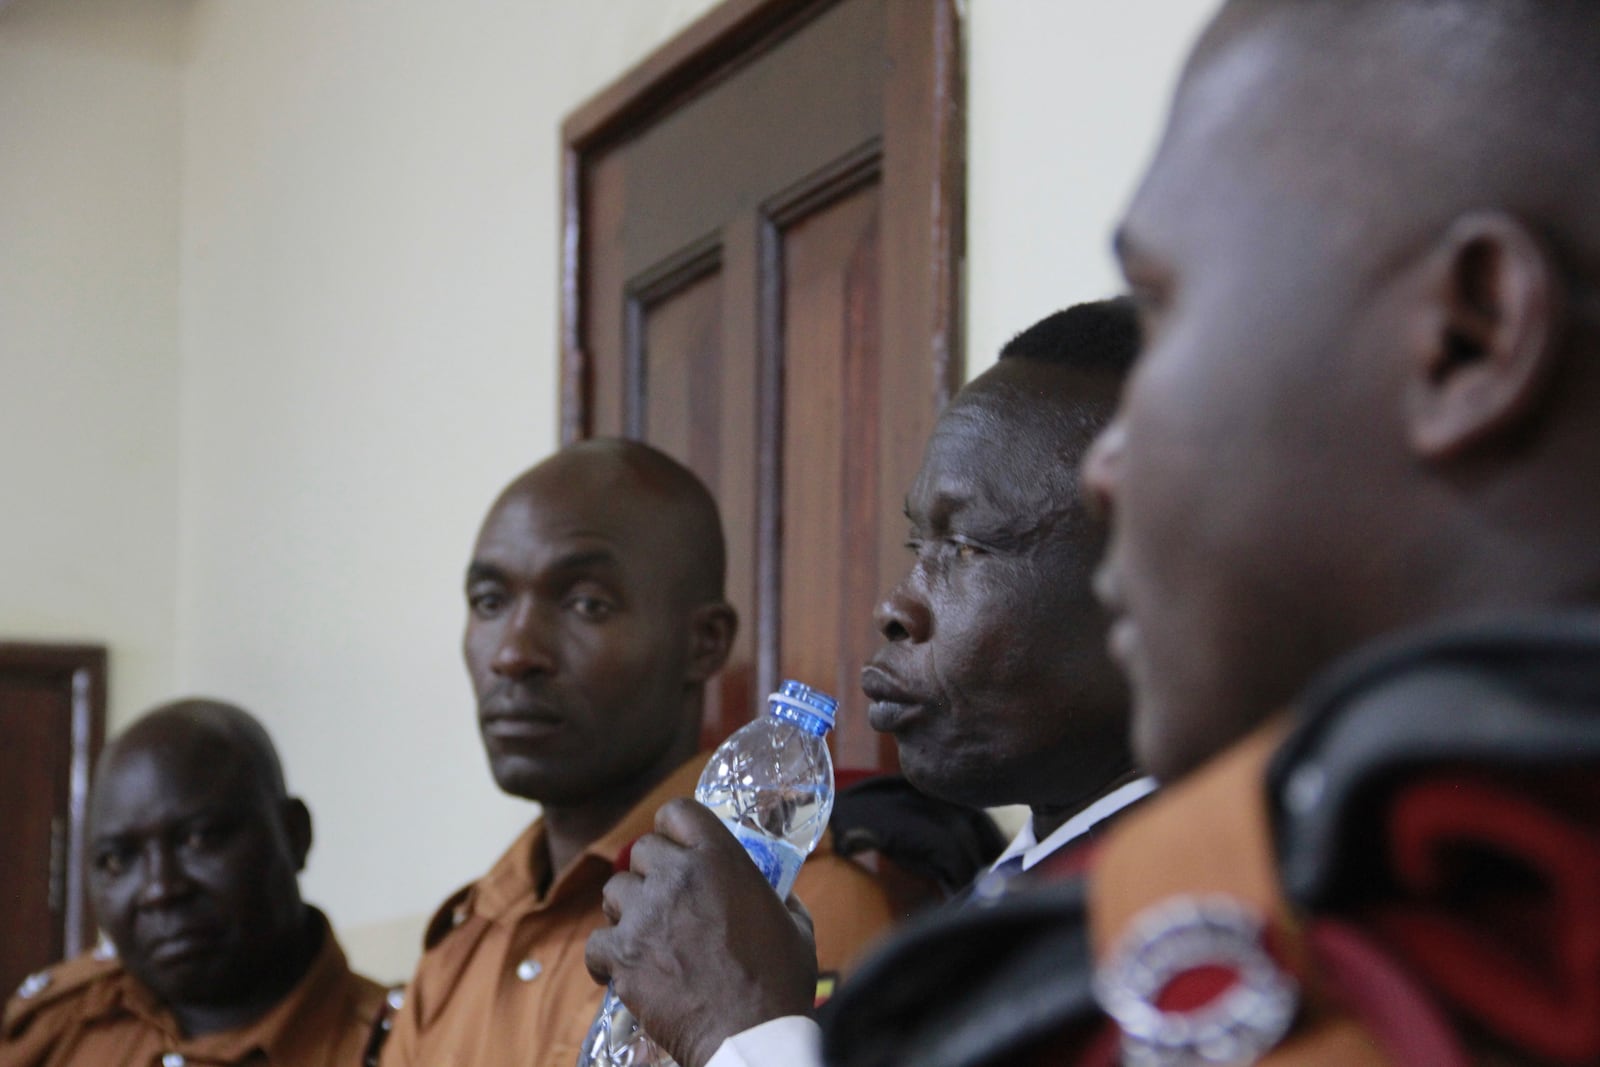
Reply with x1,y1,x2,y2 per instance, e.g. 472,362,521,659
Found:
1094,894,1299,1067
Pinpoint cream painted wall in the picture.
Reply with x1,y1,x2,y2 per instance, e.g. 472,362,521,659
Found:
0,0,182,726
5,0,1218,981
966,0,1213,370
173,0,723,979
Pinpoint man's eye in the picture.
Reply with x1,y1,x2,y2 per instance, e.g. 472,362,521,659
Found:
566,595,614,621
953,541,983,561
94,849,129,877
184,824,229,851
467,590,506,616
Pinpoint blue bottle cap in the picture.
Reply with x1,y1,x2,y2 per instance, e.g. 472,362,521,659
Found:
769,679,837,734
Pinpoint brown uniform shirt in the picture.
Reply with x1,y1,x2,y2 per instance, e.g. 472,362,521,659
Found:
382,757,901,1067
1,912,388,1067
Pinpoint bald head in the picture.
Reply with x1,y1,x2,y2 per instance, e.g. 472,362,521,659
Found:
96,699,289,815
496,438,727,605
1191,0,1600,279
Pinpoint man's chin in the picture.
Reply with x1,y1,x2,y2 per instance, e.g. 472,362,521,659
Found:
133,954,241,1006
895,747,997,809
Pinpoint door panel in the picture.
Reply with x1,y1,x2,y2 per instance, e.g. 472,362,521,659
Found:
778,182,886,769
564,0,962,768
0,644,106,995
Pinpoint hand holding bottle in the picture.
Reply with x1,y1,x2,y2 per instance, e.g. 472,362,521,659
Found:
585,799,821,1067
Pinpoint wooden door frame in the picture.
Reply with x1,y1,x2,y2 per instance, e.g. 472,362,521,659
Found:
0,642,107,958
560,0,964,443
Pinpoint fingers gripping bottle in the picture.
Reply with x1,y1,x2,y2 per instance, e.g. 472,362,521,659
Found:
578,680,838,1067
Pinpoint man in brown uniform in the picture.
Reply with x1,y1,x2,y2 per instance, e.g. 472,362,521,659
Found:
1,699,388,1067
381,438,900,1067
813,2,1600,1064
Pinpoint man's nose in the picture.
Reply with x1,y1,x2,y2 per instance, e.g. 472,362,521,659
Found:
1080,416,1126,523
136,842,196,907
490,601,556,677
874,579,932,644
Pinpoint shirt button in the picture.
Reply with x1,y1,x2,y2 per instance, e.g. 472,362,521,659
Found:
17,972,50,999
162,1054,186,1067
515,959,543,981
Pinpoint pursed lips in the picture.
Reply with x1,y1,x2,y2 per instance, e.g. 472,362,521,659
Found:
860,664,931,733
479,700,565,741
142,923,226,963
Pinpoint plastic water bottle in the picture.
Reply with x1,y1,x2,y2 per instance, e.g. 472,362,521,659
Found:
578,680,838,1067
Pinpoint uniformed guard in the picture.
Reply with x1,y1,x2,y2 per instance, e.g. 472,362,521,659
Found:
816,0,1600,1063
1,699,389,1067
380,440,905,1067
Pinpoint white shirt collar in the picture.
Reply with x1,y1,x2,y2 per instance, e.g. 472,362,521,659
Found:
991,776,1158,872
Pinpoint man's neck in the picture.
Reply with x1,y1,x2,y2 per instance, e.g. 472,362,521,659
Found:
539,741,700,884
170,906,320,1038
1028,766,1146,843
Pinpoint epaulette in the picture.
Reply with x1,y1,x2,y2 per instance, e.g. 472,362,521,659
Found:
422,883,476,950
2,949,122,1037
361,984,407,1067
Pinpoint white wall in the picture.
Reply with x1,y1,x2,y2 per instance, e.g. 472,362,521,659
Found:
0,0,182,726
965,0,1213,369
173,0,723,979
4,0,1217,981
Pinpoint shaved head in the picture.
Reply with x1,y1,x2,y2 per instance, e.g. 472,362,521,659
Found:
97,699,290,810
1193,0,1600,278
495,437,728,607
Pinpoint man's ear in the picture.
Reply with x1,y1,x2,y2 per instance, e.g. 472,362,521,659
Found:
282,797,313,873
686,601,738,682
1404,212,1565,459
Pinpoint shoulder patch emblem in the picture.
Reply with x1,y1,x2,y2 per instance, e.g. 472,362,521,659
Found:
1095,894,1299,1067
423,884,476,949
16,971,50,1000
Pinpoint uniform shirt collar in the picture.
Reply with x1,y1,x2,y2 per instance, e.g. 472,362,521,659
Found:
471,755,710,921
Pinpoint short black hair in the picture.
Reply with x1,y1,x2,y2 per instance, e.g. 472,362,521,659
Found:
998,298,1140,375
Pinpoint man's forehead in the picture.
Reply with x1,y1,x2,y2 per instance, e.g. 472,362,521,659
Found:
473,487,631,565
1131,39,1288,217
915,391,1072,514
91,741,255,831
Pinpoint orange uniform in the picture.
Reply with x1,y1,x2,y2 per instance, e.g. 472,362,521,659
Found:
382,757,901,1067
1,912,388,1067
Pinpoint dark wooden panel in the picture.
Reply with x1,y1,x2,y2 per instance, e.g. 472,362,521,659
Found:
711,211,763,741
631,260,750,739
0,681,71,993
777,183,885,769
616,0,884,277
0,644,105,994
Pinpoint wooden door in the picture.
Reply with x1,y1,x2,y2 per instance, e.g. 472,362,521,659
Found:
562,0,962,771
0,644,106,995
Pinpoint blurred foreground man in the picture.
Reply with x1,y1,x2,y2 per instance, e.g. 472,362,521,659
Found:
381,439,899,1067
824,2,1600,1065
1,699,387,1067
584,301,1146,1067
